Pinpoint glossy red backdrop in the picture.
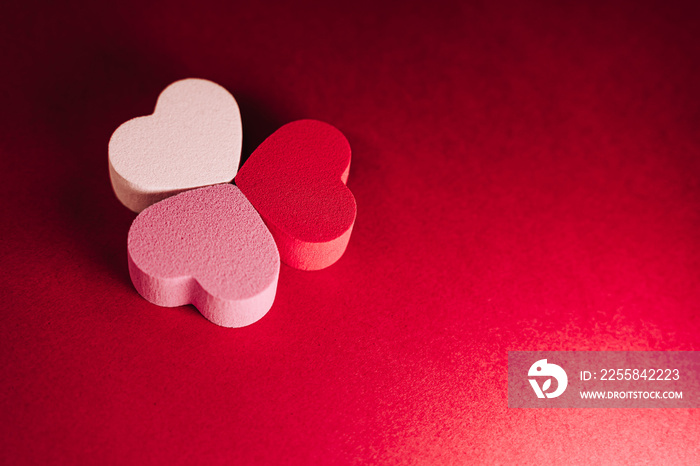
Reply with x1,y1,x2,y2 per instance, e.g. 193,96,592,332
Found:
2,1,699,464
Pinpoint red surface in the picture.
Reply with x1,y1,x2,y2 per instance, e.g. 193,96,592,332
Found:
2,1,699,464
236,120,356,270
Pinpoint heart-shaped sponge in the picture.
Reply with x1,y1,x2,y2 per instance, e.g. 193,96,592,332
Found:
109,78,242,212
235,120,357,270
127,184,280,328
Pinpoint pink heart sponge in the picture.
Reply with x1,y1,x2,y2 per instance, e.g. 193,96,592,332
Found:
127,184,280,328
236,120,357,270
109,78,242,213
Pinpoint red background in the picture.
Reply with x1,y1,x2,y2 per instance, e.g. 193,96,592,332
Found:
2,1,699,464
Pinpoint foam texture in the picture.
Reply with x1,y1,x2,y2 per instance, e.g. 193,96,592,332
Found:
109,78,242,212
236,120,357,270
127,184,280,328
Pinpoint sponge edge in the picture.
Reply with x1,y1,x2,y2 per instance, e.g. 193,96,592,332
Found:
127,184,280,328
109,78,242,213
109,163,191,214
235,120,357,271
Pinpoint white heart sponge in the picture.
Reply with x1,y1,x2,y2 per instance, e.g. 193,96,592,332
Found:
108,78,242,212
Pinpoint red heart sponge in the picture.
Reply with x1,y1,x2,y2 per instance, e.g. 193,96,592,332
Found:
127,184,280,328
235,120,357,270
